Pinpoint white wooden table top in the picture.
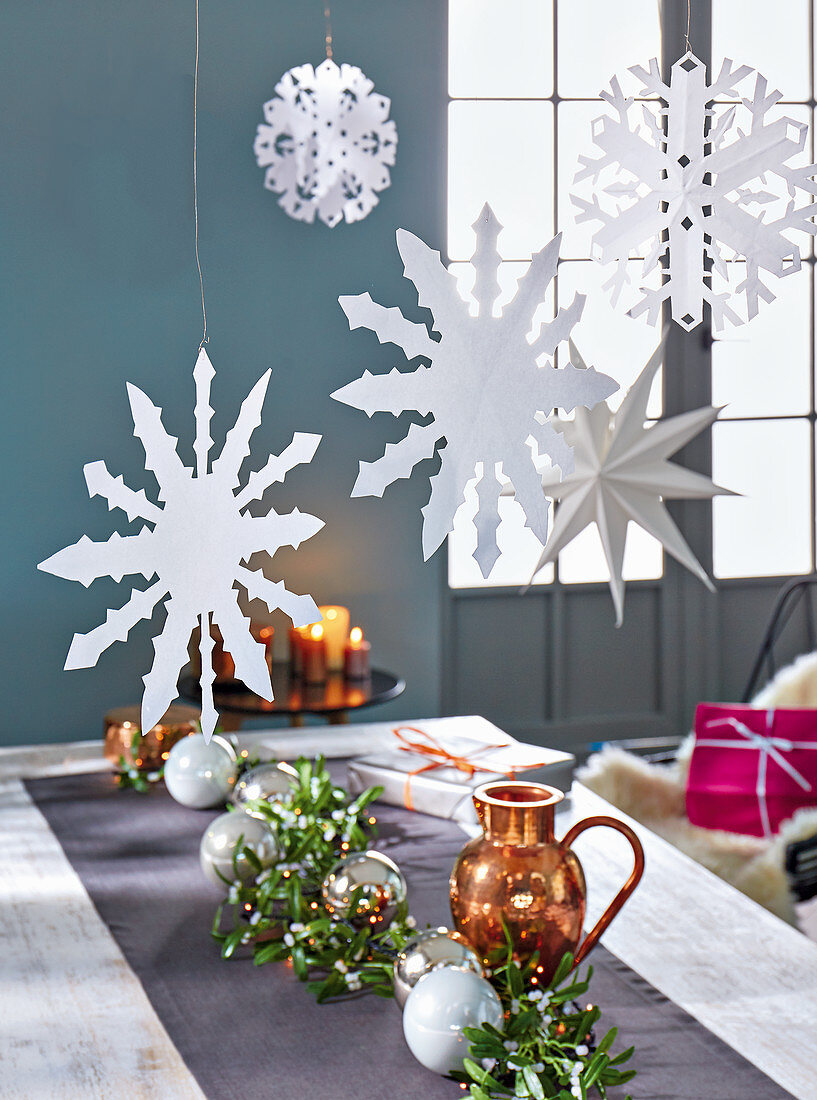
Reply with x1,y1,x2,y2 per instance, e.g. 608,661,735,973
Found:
2,721,816,1099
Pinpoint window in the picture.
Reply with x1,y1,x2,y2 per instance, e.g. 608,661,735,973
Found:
448,0,817,589
447,0,663,589
711,0,815,578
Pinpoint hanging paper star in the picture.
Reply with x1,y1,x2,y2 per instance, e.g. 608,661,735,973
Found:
39,350,324,740
253,58,397,227
332,204,618,577
529,338,735,625
574,52,817,330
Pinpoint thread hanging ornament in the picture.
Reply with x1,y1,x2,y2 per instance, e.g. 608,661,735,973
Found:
572,0,817,331
253,2,397,227
38,0,326,741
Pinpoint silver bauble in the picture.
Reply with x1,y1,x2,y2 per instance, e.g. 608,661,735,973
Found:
321,850,407,928
164,734,238,809
402,967,503,1075
393,927,484,1009
199,809,280,887
231,761,298,806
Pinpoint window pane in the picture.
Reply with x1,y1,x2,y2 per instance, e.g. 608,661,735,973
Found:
448,476,555,588
558,101,662,260
449,0,554,98
558,521,663,583
714,0,810,103
713,265,811,418
557,0,660,98
448,101,554,262
557,260,663,416
713,420,812,578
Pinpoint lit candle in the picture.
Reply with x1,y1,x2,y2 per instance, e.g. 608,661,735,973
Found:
343,626,371,680
252,623,275,674
302,623,328,684
318,605,350,670
289,626,305,676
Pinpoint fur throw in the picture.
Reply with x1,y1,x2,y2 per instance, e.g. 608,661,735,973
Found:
578,654,817,926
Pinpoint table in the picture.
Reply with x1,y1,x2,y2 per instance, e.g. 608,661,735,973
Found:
3,722,817,1098
177,664,405,728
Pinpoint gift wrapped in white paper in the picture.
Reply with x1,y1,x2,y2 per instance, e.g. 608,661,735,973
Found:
346,716,574,823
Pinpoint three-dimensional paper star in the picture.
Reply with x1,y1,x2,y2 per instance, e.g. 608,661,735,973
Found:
530,338,735,624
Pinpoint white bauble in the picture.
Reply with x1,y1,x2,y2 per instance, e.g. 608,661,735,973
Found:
164,734,238,809
402,967,503,1075
199,809,280,887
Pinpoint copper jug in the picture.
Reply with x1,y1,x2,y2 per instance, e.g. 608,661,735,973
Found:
450,781,644,980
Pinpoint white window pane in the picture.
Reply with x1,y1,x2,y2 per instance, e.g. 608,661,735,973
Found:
557,261,663,416
713,266,810,418
713,420,812,578
450,261,554,327
714,0,810,103
448,101,554,262
557,0,660,98
558,101,662,259
449,0,554,98
448,476,554,588
558,521,663,584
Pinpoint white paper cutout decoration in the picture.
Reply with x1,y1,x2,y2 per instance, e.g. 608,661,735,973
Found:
39,350,324,741
529,338,735,625
253,58,397,228
574,53,817,331
332,205,618,578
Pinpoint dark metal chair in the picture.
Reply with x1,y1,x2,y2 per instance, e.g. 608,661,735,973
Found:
741,574,817,703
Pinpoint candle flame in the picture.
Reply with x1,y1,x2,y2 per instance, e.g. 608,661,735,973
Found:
325,608,337,620
310,623,324,640
349,626,363,645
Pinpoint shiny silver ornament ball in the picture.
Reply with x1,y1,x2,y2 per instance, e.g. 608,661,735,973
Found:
164,734,238,809
199,809,280,887
321,850,407,928
393,927,484,1009
231,761,298,806
402,967,503,1075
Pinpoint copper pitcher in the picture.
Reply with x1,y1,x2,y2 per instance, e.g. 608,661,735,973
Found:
450,781,644,981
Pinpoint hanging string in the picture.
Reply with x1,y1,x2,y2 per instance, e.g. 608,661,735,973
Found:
324,1,333,60
685,0,692,55
193,0,208,349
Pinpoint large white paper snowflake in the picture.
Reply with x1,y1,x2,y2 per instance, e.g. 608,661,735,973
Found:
530,338,735,625
253,58,397,228
39,350,324,740
575,52,817,331
332,204,618,577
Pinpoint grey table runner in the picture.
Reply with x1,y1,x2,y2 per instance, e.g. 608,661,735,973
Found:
25,768,793,1100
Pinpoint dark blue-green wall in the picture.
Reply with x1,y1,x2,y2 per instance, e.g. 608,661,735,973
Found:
0,0,446,744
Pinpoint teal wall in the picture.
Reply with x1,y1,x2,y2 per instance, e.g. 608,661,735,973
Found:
0,0,447,744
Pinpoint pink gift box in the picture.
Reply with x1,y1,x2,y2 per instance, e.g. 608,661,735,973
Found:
687,704,817,838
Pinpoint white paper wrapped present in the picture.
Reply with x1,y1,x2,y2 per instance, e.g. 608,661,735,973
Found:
346,715,574,823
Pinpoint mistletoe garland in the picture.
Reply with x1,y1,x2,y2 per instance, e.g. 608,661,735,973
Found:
210,757,635,1097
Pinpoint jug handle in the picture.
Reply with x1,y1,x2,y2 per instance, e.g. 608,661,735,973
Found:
560,815,645,968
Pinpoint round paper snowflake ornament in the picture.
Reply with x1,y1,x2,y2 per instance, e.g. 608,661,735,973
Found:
38,349,325,742
254,58,397,227
574,52,817,331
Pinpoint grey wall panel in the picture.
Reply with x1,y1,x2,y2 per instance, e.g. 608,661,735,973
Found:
561,587,661,717
449,596,548,728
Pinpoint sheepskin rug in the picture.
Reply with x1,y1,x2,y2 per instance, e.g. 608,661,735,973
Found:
578,656,817,930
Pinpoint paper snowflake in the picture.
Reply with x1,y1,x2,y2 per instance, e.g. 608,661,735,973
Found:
332,204,618,577
253,58,397,228
530,338,735,625
39,350,324,740
575,52,817,330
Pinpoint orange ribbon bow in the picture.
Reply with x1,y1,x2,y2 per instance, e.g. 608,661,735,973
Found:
392,725,519,811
